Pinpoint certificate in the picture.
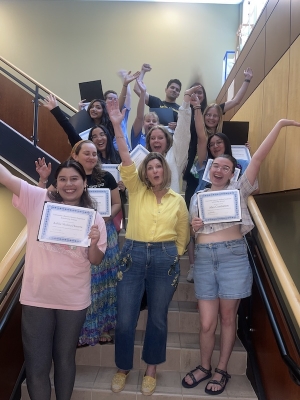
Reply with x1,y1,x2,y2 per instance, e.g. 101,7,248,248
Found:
197,190,241,224
202,159,241,184
130,144,149,169
231,145,251,162
101,164,120,182
88,188,111,217
37,202,96,247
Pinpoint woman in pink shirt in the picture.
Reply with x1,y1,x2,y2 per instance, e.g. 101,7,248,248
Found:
0,159,107,400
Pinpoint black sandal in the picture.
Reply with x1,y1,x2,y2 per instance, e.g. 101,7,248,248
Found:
182,365,212,388
205,368,231,395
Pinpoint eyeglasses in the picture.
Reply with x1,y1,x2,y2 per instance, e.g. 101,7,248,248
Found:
208,140,223,148
211,163,232,173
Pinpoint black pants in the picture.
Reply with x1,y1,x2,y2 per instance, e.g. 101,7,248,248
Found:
22,305,86,400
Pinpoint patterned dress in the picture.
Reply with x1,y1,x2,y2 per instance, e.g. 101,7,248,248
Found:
78,173,120,346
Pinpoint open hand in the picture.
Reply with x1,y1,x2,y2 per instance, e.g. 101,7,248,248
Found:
124,71,141,86
42,94,58,110
244,67,253,81
35,157,51,180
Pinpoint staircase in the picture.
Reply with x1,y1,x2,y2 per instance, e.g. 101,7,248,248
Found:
21,208,258,399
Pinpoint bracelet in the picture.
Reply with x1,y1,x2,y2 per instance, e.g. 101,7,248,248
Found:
123,84,128,88
193,106,201,110
115,136,125,139
184,93,191,96
39,179,48,184
244,79,251,83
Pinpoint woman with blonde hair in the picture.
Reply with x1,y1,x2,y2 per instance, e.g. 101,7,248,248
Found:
106,98,190,396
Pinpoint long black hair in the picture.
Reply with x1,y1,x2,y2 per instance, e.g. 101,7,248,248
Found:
48,160,96,209
88,125,121,164
87,99,115,139
207,133,232,159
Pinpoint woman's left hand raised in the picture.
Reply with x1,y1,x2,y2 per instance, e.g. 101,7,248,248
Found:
106,98,126,126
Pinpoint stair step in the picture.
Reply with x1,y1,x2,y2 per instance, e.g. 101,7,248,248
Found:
75,331,246,375
22,366,257,399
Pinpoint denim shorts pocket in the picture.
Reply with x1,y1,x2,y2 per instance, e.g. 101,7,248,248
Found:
227,242,247,256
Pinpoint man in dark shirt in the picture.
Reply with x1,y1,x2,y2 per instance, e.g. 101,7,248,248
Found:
134,63,181,129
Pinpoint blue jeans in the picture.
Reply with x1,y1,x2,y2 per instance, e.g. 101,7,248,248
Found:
115,240,180,370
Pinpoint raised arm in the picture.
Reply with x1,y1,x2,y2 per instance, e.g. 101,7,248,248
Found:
0,163,21,196
246,119,300,185
223,68,253,113
132,80,147,138
172,86,204,169
190,88,207,166
118,70,140,110
106,99,132,166
35,157,52,188
42,94,82,147
133,63,151,105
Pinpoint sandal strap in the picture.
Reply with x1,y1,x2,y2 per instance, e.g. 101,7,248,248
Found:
196,365,212,375
207,379,224,388
215,368,231,380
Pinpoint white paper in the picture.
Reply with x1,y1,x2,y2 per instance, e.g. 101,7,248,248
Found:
101,164,120,183
37,202,96,247
88,188,111,217
130,144,149,169
197,189,241,224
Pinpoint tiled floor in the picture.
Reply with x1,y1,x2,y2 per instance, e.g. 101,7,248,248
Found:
22,366,257,399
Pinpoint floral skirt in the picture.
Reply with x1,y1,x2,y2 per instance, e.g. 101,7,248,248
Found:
78,220,119,346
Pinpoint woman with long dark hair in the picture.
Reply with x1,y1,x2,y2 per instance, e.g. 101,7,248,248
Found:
0,159,107,399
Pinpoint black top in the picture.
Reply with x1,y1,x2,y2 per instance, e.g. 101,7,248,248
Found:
148,94,180,122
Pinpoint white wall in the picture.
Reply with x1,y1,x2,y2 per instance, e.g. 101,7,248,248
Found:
0,1,239,123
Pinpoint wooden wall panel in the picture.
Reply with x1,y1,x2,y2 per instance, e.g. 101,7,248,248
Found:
265,0,291,76
0,72,73,163
231,84,264,157
291,0,300,44
230,35,300,194
260,53,290,193
284,37,300,189
266,0,280,19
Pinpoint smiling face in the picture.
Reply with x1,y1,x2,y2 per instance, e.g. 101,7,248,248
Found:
90,127,107,154
204,106,220,131
72,142,98,174
165,83,181,102
56,167,86,206
146,158,164,188
149,128,168,154
89,101,103,120
208,135,226,158
209,157,234,189
143,113,159,134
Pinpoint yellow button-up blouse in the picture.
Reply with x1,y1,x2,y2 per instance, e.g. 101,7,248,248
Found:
120,163,189,255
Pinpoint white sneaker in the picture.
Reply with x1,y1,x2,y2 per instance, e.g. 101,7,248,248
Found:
186,265,194,283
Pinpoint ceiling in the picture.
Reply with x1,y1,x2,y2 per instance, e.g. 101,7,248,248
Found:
80,0,243,4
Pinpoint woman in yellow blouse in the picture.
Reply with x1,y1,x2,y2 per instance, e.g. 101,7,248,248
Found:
107,97,190,396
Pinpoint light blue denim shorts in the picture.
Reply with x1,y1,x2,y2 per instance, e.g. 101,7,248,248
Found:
194,238,253,300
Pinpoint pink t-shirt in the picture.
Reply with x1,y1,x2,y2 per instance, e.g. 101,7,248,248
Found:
13,181,107,311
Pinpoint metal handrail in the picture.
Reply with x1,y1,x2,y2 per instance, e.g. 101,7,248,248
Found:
0,55,77,112
247,196,300,384
0,55,77,146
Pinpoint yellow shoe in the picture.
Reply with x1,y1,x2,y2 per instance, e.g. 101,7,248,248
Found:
141,374,156,396
111,371,129,393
